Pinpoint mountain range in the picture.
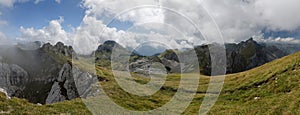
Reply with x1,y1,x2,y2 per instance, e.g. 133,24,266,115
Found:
1,39,300,114
95,38,290,75
0,38,300,114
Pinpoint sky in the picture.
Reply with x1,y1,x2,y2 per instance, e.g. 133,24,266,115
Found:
0,0,300,54
0,0,84,37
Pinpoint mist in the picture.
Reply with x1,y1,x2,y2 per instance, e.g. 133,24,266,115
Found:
0,40,66,104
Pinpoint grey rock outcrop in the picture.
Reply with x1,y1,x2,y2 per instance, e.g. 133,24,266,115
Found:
46,63,98,104
129,57,168,75
42,42,75,58
0,63,29,97
225,38,287,73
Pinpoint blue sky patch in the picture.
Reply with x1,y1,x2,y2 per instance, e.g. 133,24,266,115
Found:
0,0,84,37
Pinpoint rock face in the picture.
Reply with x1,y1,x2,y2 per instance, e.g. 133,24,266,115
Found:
42,42,75,58
129,56,167,75
95,40,133,69
160,38,287,75
96,40,130,60
225,38,287,73
1,42,97,104
0,63,29,97
46,63,98,104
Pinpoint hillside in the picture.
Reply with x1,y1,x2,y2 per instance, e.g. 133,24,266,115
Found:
1,50,300,114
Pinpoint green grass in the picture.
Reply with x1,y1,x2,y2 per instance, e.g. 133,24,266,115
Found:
0,92,91,114
2,52,300,114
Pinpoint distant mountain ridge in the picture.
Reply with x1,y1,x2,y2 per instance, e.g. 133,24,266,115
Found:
0,38,298,105
95,38,291,75
262,42,300,54
161,38,288,75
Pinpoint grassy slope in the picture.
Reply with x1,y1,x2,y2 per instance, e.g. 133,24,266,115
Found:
1,52,300,114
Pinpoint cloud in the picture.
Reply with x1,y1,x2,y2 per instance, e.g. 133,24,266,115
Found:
80,0,262,44
0,31,7,40
34,0,44,4
82,0,162,23
254,35,300,44
18,17,71,45
254,0,300,31
17,0,300,54
201,0,300,41
0,0,16,7
17,15,192,55
0,31,12,45
18,0,196,54
72,15,183,54
79,0,206,49
0,20,7,25
0,0,29,7
55,0,61,4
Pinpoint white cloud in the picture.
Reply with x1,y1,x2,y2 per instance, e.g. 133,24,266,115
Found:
0,0,16,7
0,20,7,25
0,31,7,40
0,31,12,45
34,0,44,4
201,0,300,41
55,0,61,4
78,0,206,50
254,0,300,31
0,0,29,7
82,0,161,23
72,15,182,54
17,0,300,54
18,17,71,45
254,35,300,44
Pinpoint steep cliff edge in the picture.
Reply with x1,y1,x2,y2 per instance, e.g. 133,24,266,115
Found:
46,63,98,104
0,63,29,97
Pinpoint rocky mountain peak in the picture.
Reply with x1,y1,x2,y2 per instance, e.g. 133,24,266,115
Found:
41,42,75,58
246,37,255,43
239,38,259,46
103,40,118,45
96,40,124,53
